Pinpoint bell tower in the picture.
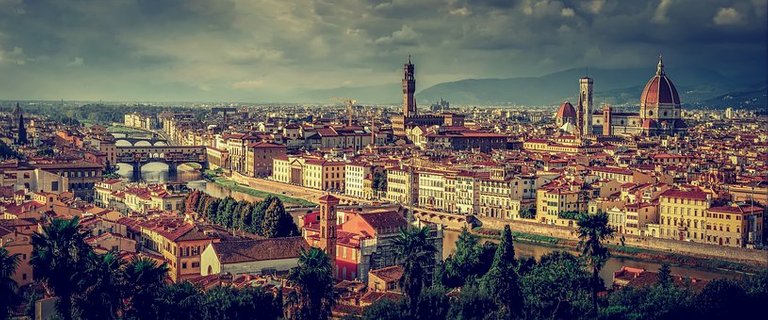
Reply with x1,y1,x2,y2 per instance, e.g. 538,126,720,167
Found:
578,77,593,135
402,56,417,117
318,194,339,277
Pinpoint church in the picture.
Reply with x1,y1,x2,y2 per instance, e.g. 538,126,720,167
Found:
555,56,686,137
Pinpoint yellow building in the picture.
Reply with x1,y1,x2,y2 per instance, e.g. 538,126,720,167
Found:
706,204,764,248
345,162,374,199
658,189,711,242
418,170,447,210
386,166,417,205
537,182,584,227
303,158,345,191
138,217,213,282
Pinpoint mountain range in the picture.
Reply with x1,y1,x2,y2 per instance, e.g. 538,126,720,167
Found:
293,67,766,109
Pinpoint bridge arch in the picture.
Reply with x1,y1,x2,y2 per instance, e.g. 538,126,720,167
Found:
153,141,168,146
115,139,132,147
134,140,152,147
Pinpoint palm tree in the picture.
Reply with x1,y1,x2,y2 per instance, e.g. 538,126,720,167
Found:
392,226,437,316
73,252,125,320
576,212,615,315
30,217,91,320
287,247,335,320
0,247,20,320
123,256,169,320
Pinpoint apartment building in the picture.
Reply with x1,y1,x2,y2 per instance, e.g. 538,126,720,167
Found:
658,189,711,242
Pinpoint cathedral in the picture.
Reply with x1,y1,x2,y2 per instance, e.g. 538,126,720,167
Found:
555,56,686,137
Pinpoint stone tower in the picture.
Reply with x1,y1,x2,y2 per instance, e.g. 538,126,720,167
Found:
402,56,417,117
13,103,27,145
318,194,339,277
578,77,593,135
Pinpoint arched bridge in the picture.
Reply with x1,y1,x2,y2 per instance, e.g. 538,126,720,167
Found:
116,146,207,180
114,132,168,146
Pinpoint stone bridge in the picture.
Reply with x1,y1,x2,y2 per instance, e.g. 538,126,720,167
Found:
114,132,168,146
116,145,207,180
413,209,471,230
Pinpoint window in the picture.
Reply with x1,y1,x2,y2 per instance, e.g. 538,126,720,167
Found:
192,262,200,268
182,262,187,269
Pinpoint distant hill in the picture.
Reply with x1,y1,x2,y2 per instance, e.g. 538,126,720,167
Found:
692,86,767,110
292,83,401,105
416,67,764,107
291,67,765,109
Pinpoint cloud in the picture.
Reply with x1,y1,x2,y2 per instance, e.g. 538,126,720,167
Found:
0,0,764,101
713,7,742,25
374,25,420,45
450,7,471,16
582,0,606,14
66,56,84,67
0,46,29,65
653,0,674,24
232,80,265,89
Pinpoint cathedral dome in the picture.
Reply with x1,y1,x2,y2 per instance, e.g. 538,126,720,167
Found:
556,101,577,118
640,56,680,107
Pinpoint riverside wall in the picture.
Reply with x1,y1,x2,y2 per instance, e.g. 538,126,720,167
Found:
478,216,768,267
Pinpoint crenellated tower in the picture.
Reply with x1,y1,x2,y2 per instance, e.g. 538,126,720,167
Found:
402,56,417,117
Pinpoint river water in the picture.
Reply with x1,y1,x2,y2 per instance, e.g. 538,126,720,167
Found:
442,229,742,286
120,164,742,286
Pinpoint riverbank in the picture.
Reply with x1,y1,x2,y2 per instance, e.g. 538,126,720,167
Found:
107,124,151,134
472,227,762,275
203,171,316,207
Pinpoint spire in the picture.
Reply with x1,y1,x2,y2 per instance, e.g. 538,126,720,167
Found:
408,54,412,64
656,54,665,76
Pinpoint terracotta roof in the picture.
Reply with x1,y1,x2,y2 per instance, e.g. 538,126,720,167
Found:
707,204,763,215
640,74,680,106
556,101,577,118
659,189,710,201
369,265,403,283
211,237,309,264
359,211,408,232
319,194,340,203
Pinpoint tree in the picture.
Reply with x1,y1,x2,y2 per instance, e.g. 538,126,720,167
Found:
200,286,281,320
30,217,91,320
393,226,437,317
73,252,125,320
261,196,299,238
361,298,406,320
287,247,335,320
576,212,615,315
480,225,521,319
442,228,482,288
446,284,496,320
372,170,388,193
415,286,450,320
693,279,749,320
520,251,592,320
657,263,672,288
123,257,169,320
154,281,202,320
0,248,20,320
185,190,202,214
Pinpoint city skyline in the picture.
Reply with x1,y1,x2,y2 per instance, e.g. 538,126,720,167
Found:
0,0,765,102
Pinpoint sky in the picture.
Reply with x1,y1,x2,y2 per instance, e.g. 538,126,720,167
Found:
0,0,765,102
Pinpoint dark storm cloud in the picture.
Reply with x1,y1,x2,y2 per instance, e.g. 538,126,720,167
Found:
0,0,765,101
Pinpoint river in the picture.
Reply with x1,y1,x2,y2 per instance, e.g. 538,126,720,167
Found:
120,162,741,286
442,229,741,286
115,163,264,204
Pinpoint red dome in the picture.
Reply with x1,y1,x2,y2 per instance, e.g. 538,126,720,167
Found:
640,57,680,107
556,101,577,118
